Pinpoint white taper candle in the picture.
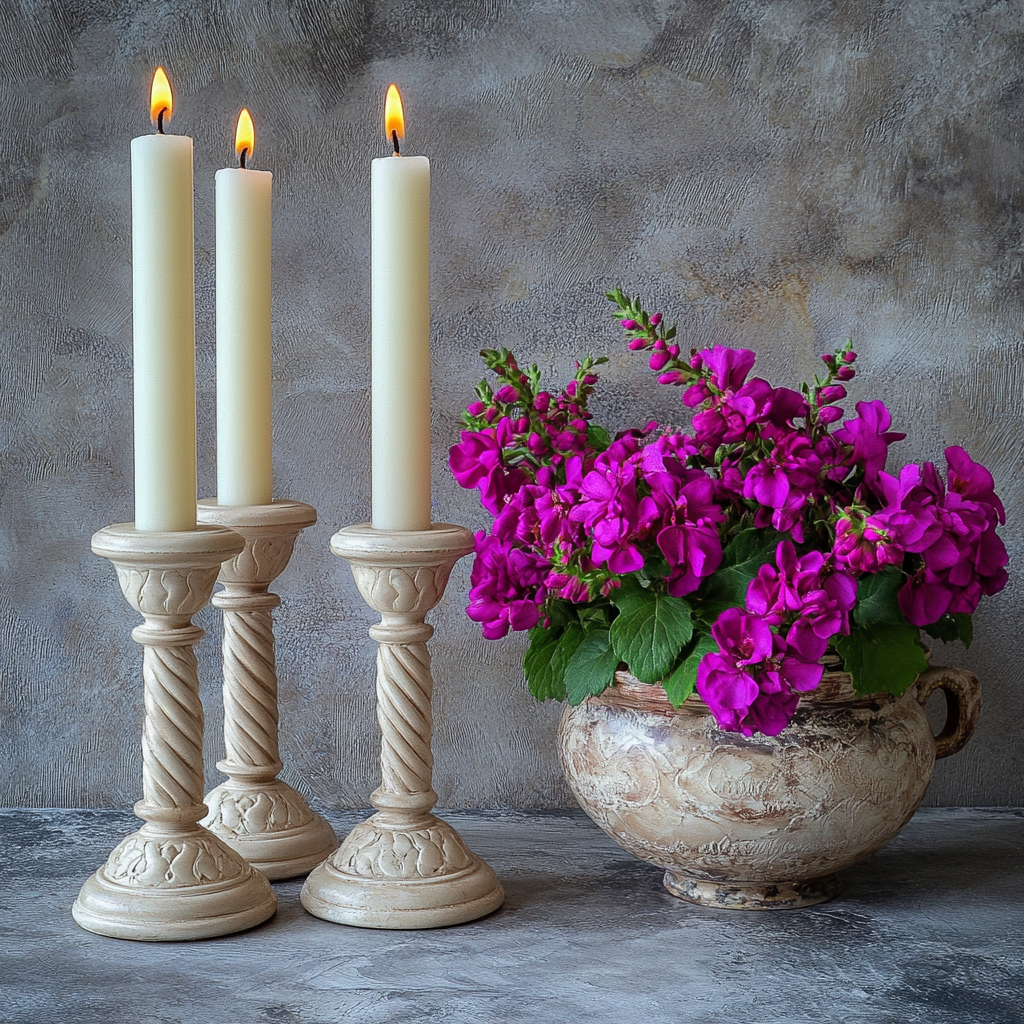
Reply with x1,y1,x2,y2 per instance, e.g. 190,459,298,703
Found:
216,108,273,507
131,68,197,532
370,85,431,532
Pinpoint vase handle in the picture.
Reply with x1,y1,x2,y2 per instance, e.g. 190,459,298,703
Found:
910,666,981,759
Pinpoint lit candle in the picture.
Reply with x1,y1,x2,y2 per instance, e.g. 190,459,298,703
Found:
131,66,197,532
216,108,273,506
371,84,431,532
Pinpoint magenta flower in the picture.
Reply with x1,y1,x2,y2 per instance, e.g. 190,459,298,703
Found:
861,457,1009,625
699,346,757,391
696,607,824,737
571,439,659,574
834,400,906,483
746,542,856,661
833,514,904,574
466,533,549,639
945,446,1006,524
449,418,529,515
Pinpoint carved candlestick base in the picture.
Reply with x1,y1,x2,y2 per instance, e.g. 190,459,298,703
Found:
73,524,277,941
196,500,337,879
301,523,504,929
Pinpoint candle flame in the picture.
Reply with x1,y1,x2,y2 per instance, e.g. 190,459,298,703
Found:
384,84,404,142
235,108,255,159
150,67,173,126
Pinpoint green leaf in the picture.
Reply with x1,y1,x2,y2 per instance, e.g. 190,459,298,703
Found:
564,629,621,705
587,424,611,452
609,587,693,684
953,613,973,648
524,621,584,702
924,612,974,649
662,635,718,708
694,527,781,621
853,567,906,629
577,602,613,631
836,622,929,697
923,616,958,643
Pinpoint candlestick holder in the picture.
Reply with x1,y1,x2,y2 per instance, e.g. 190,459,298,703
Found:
301,523,504,929
73,524,277,941
196,499,337,879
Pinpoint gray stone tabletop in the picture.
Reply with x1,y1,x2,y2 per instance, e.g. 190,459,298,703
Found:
2,807,1022,1024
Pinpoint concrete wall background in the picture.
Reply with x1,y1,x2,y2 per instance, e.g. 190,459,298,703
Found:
2,0,1022,809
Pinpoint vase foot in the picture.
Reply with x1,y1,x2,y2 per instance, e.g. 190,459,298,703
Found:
71,826,277,940
663,870,841,910
300,812,504,929
202,780,338,880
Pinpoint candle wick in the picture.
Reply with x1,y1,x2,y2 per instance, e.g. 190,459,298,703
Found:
239,147,248,169
391,129,400,155
157,107,166,134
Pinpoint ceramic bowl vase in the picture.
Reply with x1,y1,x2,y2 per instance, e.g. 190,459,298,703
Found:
558,664,980,910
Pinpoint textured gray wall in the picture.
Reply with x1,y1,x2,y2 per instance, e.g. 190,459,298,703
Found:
2,0,1022,809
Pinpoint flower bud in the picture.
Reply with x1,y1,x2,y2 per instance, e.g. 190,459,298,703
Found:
689,353,703,370
682,383,707,407
571,419,588,431
628,338,648,351
534,392,551,413
582,374,598,385
658,371,684,385
495,385,519,403
484,407,498,424
842,351,857,363
668,345,680,357
466,401,486,417
816,384,847,406
836,366,855,381
649,351,671,371
566,381,578,397
515,416,530,433
649,313,662,326
527,432,545,453
817,405,843,424
620,319,638,330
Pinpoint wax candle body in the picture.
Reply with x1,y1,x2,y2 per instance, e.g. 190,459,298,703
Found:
215,166,273,506
371,153,431,532
131,132,197,532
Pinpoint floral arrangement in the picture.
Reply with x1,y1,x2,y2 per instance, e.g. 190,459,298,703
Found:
448,291,1008,738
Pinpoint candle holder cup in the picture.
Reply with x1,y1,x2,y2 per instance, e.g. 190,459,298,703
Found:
301,523,504,929
196,500,337,879
73,524,277,941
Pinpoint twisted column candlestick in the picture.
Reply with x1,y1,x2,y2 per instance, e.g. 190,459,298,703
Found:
301,523,504,929
73,524,277,941
196,500,336,878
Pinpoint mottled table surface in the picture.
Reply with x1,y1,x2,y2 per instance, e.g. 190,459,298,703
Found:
3,807,1022,1024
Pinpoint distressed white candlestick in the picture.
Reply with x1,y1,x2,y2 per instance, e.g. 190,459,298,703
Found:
301,523,504,929
73,524,276,941
196,500,337,878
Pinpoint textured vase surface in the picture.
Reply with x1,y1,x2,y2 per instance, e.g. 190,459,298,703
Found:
558,665,979,909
